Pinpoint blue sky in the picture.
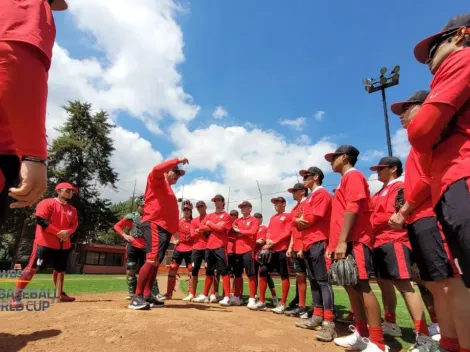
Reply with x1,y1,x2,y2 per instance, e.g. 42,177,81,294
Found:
47,1,467,214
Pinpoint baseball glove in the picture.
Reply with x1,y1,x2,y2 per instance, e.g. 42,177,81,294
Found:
328,255,358,286
395,187,405,212
256,249,272,265
410,263,424,286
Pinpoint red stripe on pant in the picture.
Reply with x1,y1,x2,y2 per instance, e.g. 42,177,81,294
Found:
146,223,159,262
393,243,411,279
352,243,368,280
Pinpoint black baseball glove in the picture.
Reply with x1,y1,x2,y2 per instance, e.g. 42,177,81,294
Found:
256,249,272,265
328,255,358,286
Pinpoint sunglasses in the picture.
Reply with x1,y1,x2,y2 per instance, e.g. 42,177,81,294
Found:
428,30,458,60
302,174,315,181
62,189,73,194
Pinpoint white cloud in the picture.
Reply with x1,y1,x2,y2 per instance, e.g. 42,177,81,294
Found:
169,123,337,219
392,129,410,160
360,149,385,162
296,134,311,145
279,117,306,130
314,111,325,121
212,106,228,119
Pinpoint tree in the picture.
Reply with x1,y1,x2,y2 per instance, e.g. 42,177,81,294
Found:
46,101,119,244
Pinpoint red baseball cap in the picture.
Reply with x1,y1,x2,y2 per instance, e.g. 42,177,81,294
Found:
50,0,68,11
238,201,252,208
55,182,78,193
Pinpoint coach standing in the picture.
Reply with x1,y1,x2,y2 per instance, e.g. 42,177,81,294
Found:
0,0,68,220
128,157,188,310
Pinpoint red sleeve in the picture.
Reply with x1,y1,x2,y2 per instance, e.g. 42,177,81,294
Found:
208,213,232,231
257,227,267,240
114,218,133,236
148,158,180,183
239,218,260,238
190,219,200,239
408,50,470,153
344,172,368,203
276,215,292,244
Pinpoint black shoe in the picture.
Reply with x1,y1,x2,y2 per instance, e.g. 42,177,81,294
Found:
286,306,308,318
128,295,150,310
307,306,313,318
284,304,299,316
145,295,164,308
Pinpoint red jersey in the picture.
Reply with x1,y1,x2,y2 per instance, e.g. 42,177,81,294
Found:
267,212,292,252
329,168,373,252
301,186,331,251
255,225,268,253
175,218,193,252
142,159,180,233
113,217,145,250
290,200,305,252
205,211,232,250
0,0,56,68
404,147,434,224
408,48,470,206
227,229,237,254
190,215,209,250
233,215,259,254
371,180,410,248
35,198,78,250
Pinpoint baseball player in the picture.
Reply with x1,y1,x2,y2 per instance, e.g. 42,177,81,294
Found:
232,201,259,309
325,145,388,352
227,210,240,300
128,157,188,310
252,197,292,312
163,200,194,300
284,183,309,319
295,167,336,342
0,0,68,216
390,89,470,351
113,196,160,302
11,182,78,308
193,194,232,305
370,157,436,351
253,213,278,306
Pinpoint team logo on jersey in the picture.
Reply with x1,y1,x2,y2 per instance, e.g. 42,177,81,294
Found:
247,221,251,226
381,189,389,196
36,258,44,266
67,210,72,216
280,216,285,221
220,214,224,219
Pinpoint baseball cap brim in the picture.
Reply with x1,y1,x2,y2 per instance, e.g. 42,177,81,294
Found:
270,198,284,204
51,0,68,11
211,196,224,202
414,31,449,64
298,169,310,177
370,165,389,171
324,152,342,162
390,101,410,115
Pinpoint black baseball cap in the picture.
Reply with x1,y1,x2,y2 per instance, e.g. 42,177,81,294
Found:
414,13,470,64
230,209,239,216
324,145,360,162
238,201,252,208
370,156,403,173
288,183,307,193
253,213,262,218
271,196,286,204
172,165,186,176
196,200,206,207
299,166,324,181
211,194,225,202
391,90,429,115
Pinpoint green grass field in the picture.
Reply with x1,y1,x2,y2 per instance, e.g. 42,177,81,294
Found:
0,274,423,350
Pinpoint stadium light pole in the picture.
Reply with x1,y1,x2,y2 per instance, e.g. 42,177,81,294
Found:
363,65,400,157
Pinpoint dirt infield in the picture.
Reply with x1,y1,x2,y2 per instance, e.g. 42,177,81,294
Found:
0,278,348,352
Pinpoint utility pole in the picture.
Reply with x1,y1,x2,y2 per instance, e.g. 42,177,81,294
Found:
256,180,262,214
227,186,231,210
130,179,136,212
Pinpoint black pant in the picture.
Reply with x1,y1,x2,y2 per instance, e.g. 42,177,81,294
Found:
191,249,205,276
205,247,229,276
234,252,255,277
27,244,70,272
259,250,289,279
127,244,146,270
435,178,470,287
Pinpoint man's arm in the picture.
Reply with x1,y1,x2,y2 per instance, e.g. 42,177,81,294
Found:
35,200,61,235
238,220,259,239
66,208,79,235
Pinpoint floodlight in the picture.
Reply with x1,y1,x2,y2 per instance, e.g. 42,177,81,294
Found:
380,67,387,75
365,85,371,92
380,77,387,85
392,65,400,74
392,73,399,82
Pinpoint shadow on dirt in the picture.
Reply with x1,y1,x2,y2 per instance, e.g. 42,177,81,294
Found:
167,303,230,312
0,329,61,352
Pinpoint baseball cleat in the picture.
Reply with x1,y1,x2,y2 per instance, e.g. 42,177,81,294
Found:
182,293,194,301
60,292,76,302
408,334,439,352
128,295,151,310
382,321,402,337
315,321,337,342
253,302,267,311
209,294,219,303
271,296,280,307
144,295,164,308
156,293,167,302
272,304,286,314
428,323,440,342
296,315,323,330
193,295,210,303
229,296,242,306
219,296,231,306
361,338,390,352
285,306,308,318
247,298,257,310
334,326,367,350
336,311,354,324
